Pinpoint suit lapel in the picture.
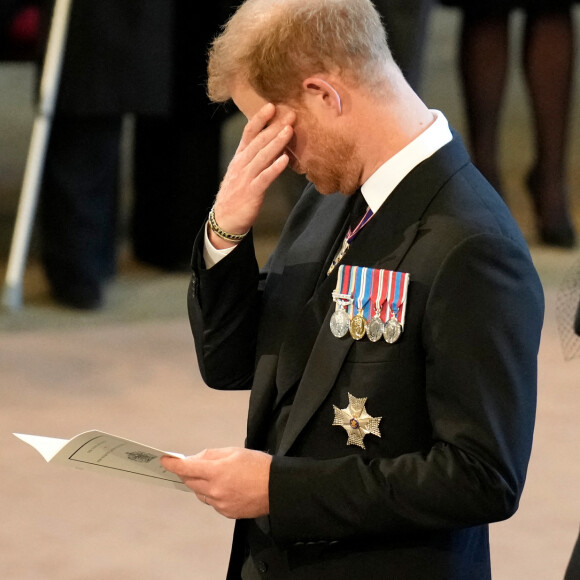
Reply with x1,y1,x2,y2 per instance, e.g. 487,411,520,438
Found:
246,190,352,448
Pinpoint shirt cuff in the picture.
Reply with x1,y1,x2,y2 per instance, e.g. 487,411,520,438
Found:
203,221,236,268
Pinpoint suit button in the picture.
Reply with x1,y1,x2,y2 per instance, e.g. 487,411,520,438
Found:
256,560,268,574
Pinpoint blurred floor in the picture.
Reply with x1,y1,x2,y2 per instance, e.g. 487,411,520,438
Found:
1,6,580,579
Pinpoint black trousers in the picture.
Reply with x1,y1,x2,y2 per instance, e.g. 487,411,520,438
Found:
39,110,220,292
39,116,121,292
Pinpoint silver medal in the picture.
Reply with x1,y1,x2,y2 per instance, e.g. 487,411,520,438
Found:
367,315,385,342
383,317,402,344
330,308,351,338
330,291,353,338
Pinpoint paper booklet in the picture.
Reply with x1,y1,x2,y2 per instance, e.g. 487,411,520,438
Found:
13,430,190,492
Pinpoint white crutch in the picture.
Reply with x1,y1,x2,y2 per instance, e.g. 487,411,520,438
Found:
1,0,73,310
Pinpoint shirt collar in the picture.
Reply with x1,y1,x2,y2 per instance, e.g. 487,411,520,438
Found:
361,110,453,214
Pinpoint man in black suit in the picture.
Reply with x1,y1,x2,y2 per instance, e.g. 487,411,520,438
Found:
37,0,174,309
162,1,545,577
566,527,580,579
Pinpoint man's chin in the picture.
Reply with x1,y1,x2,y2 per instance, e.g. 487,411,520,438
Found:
301,170,341,195
310,179,336,195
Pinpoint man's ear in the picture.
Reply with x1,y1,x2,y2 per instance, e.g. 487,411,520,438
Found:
302,77,342,115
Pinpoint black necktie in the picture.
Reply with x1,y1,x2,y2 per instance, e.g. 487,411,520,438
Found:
348,189,368,231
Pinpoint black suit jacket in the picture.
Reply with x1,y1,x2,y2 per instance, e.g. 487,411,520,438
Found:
39,0,173,115
188,133,544,579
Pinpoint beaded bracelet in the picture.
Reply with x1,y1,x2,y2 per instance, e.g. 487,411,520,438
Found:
208,206,249,242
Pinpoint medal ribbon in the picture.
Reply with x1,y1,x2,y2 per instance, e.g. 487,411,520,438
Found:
328,203,374,275
371,268,388,320
346,266,358,317
343,266,374,320
368,268,378,316
355,267,365,314
346,206,374,243
385,270,410,326
363,267,374,320
353,267,368,317
335,265,410,327
332,265,353,311
340,264,351,296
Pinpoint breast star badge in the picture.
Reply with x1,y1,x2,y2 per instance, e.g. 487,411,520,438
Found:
332,392,382,449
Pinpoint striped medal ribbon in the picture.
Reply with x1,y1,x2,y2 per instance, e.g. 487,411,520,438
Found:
330,265,410,343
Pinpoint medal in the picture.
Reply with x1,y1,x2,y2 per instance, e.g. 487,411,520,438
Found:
383,314,402,344
330,292,353,338
366,315,385,342
330,265,357,338
330,308,351,338
381,269,410,344
349,267,370,340
349,311,367,340
366,268,385,342
333,392,382,449
329,265,410,343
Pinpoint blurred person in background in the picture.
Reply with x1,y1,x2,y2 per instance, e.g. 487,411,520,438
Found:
0,0,40,61
372,0,434,95
440,0,578,248
36,1,237,309
36,0,173,309
131,1,239,272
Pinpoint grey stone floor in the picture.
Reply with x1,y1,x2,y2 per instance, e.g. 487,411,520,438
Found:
1,7,580,579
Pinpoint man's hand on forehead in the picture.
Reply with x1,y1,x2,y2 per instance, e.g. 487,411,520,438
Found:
208,102,295,249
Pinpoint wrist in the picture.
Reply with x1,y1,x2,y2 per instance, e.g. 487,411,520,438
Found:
208,205,250,245
206,222,239,250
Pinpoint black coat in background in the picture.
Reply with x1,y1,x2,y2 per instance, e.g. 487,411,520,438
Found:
42,0,173,115
131,1,240,270
38,0,176,305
